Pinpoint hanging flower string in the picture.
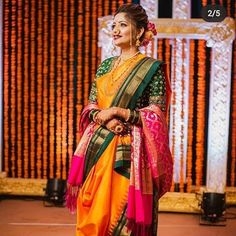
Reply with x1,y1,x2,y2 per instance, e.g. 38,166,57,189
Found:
141,21,157,47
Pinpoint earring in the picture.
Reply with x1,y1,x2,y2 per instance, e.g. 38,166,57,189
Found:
111,40,117,55
136,38,140,47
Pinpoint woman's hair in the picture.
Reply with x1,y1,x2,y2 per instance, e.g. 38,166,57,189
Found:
115,4,148,42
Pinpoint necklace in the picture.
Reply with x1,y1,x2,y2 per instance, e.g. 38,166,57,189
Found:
111,51,140,83
102,52,142,97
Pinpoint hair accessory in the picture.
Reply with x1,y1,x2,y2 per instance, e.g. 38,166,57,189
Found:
141,21,157,47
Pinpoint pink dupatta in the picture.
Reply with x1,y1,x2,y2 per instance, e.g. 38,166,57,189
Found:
126,104,173,235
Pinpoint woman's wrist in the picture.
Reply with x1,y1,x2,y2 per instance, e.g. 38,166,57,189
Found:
114,107,129,121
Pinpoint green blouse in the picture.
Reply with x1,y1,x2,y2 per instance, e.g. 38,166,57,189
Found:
89,57,166,113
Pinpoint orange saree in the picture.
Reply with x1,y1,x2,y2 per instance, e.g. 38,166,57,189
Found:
66,54,172,236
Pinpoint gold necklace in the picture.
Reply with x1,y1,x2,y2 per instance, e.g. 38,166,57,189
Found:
111,51,140,83
103,53,141,97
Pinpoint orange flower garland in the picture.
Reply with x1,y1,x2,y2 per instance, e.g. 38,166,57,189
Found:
3,0,10,176
10,0,17,177
36,0,43,178
42,0,48,179
67,0,75,170
16,0,23,177
186,40,194,193
195,40,206,190
61,0,69,180
49,0,55,178
23,0,30,178
55,0,63,178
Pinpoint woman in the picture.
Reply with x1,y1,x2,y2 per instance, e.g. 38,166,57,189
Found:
66,3,173,236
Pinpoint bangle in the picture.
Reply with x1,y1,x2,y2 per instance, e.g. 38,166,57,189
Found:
133,110,140,124
93,111,100,123
89,109,99,121
125,109,131,122
89,109,100,122
126,109,140,124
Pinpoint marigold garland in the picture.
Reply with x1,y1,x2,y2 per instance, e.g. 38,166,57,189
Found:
61,0,69,180
17,0,23,178
42,0,49,179
3,0,10,176
67,0,75,169
55,0,63,178
10,0,17,177
36,0,43,178
23,0,30,178
49,0,56,178
195,40,206,190
186,40,195,193
30,0,37,178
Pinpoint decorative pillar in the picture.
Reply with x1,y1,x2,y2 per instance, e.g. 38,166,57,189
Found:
206,20,234,192
140,0,158,19
170,0,191,185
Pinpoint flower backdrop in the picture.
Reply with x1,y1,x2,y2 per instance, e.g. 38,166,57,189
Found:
2,0,236,191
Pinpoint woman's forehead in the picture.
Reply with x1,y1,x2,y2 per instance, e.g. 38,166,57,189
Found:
113,13,130,23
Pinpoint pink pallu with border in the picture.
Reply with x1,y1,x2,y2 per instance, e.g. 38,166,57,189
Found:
126,104,173,235
65,103,98,213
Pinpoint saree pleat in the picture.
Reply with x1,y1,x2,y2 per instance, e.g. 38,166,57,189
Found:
76,137,129,236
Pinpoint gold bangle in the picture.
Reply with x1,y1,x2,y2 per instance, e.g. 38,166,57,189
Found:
125,109,131,122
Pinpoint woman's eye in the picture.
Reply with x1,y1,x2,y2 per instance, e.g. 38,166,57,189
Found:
111,25,115,30
120,23,127,27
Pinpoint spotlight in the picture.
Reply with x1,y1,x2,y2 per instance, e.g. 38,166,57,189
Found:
44,178,67,207
200,192,226,225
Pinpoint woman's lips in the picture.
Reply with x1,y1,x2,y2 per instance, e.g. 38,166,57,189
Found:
113,35,121,40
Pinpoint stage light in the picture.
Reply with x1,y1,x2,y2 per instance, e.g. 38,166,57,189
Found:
200,192,226,225
44,178,67,207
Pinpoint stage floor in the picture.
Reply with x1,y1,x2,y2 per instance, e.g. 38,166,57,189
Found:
0,198,235,236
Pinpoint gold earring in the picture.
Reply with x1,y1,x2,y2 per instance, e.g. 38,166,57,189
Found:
112,41,117,55
136,38,140,47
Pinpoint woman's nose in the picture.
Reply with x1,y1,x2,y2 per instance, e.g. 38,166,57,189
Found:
112,26,119,34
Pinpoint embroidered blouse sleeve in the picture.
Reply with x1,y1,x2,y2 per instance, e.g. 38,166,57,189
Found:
136,64,167,114
88,58,114,104
148,65,167,113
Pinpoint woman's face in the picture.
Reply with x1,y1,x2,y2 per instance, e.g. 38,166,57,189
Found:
112,13,136,49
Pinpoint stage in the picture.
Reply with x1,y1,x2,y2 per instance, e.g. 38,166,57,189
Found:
0,198,235,236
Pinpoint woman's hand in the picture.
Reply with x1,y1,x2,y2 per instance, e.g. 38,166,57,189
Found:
95,107,118,125
94,107,130,126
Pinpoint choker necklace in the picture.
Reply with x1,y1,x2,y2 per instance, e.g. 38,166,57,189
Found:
119,51,140,63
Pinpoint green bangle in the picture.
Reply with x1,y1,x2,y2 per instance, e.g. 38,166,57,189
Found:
89,109,100,122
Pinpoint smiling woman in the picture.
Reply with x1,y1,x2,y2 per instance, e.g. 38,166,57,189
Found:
66,3,173,236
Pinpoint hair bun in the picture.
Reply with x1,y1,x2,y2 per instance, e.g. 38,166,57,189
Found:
141,21,157,47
